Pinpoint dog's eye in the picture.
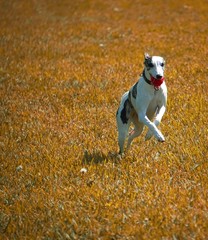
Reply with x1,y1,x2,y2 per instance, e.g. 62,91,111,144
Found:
161,62,165,67
148,63,154,68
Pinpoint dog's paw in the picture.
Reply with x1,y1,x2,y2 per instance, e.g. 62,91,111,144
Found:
145,130,153,141
117,152,125,160
157,133,165,142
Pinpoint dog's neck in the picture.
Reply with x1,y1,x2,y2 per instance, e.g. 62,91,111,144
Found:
142,68,152,85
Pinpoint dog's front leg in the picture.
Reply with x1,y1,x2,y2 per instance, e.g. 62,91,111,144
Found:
145,105,166,141
139,112,165,142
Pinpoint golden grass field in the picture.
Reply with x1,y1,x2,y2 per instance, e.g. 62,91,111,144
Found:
0,0,208,239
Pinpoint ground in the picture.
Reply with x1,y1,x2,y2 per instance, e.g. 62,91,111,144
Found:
0,0,208,239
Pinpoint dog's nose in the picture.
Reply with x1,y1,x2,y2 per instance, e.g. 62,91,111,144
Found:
156,74,162,80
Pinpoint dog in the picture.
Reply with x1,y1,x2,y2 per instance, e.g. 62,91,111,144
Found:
116,53,167,154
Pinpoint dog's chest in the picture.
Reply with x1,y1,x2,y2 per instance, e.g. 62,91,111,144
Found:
130,81,166,111
153,89,161,100
150,90,163,106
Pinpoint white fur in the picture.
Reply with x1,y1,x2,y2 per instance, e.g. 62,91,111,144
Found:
116,54,167,154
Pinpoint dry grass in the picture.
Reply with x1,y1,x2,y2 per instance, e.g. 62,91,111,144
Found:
0,0,208,239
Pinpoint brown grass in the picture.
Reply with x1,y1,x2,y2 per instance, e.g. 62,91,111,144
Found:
0,0,208,239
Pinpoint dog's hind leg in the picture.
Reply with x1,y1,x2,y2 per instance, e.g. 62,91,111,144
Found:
127,117,144,150
116,112,131,154
116,92,132,154
117,123,130,154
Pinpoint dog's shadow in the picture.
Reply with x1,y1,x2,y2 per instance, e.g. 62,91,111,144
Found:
82,150,120,165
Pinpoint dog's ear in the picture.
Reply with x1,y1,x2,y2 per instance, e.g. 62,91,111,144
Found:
144,53,151,66
144,53,151,60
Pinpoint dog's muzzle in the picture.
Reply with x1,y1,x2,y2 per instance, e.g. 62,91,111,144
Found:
150,75,165,89
142,70,165,90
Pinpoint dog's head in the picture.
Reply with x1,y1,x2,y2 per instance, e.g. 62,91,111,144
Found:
144,53,165,87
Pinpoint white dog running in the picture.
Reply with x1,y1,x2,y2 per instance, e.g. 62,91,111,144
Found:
116,53,167,154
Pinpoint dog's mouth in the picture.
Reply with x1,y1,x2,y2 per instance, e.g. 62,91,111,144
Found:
150,74,165,88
